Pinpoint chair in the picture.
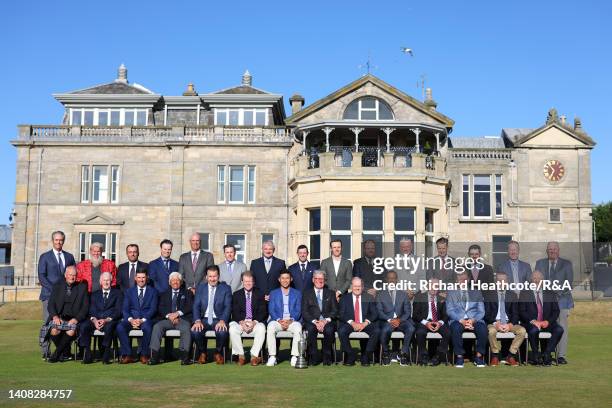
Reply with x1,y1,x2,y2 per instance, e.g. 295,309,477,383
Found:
379,332,413,365
487,332,523,364
415,332,449,365
525,331,559,365
340,332,376,364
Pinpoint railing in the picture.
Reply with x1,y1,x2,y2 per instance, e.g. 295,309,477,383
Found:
0,287,40,304
450,149,512,160
307,148,320,169
330,146,355,167
358,146,381,167
391,146,418,168
0,275,38,286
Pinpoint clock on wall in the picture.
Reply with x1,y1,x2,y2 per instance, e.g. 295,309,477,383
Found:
543,159,565,182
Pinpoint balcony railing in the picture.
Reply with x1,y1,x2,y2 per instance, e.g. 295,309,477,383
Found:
19,125,292,144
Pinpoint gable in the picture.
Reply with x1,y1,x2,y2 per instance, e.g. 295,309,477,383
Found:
74,212,125,226
521,126,589,147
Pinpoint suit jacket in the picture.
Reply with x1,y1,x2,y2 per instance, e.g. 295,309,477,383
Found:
498,259,532,285
338,292,378,324
446,289,485,324
231,288,268,323
302,287,338,323
192,282,232,323
268,287,302,321
352,257,383,290
117,261,149,292
426,256,457,283
250,256,287,295
38,249,76,301
155,287,193,322
469,263,495,286
148,257,179,293
288,260,319,292
535,257,574,309
218,260,247,293
122,285,158,321
179,250,215,291
76,259,118,293
320,256,353,294
412,292,448,324
376,289,412,322
47,281,89,323
89,287,123,321
484,291,520,325
519,290,560,324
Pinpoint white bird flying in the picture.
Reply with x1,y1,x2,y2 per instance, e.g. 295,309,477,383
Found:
400,47,414,56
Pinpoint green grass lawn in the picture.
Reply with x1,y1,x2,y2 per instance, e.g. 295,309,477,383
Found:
0,302,611,407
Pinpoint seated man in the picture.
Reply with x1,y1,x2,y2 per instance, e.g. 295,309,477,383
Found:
446,271,487,368
338,277,380,367
116,270,158,364
191,265,232,365
301,270,338,366
412,278,450,366
149,272,193,366
229,271,268,366
79,272,123,364
484,271,526,366
266,270,302,367
377,270,415,366
46,265,89,363
519,270,564,366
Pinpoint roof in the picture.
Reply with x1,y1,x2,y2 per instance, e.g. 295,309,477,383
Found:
213,84,268,95
449,136,507,149
0,225,11,243
507,122,595,147
501,128,535,144
69,81,153,95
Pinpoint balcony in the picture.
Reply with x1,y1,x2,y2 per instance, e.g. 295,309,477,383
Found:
15,125,293,145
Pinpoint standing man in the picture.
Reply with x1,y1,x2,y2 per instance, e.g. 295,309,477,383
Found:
412,278,450,366
229,271,268,366
266,270,302,367
76,242,117,294
179,233,215,295
250,240,286,300
467,244,494,287
288,245,318,293
219,244,246,293
497,240,532,295
191,265,232,365
149,239,179,294
320,239,353,301
301,270,338,366
535,241,573,365
353,240,381,297
427,237,455,284
117,244,148,292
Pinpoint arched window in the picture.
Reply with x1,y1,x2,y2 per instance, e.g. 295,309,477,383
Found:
343,97,394,120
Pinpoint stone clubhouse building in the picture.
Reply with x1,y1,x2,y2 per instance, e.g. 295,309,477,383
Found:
10,65,595,284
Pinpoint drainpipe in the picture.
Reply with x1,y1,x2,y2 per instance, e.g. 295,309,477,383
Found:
33,148,44,279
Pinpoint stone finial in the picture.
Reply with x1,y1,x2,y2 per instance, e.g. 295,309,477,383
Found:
242,70,252,86
116,63,128,83
183,82,198,96
289,93,305,115
424,87,437,110
546,108,559,125
560,114,567,125
574,116,583,132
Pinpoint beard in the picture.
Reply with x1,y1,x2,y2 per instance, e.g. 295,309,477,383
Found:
91,256,102,268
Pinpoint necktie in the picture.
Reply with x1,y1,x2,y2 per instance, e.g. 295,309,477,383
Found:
354,295,361,324
138,288,144,307
536,291,543,321
317,290,324,319
391,290,396,306
129,264,136,285
499,292,507,324
66,285,71,296
511,261,519,283
172,291,178,312
103,291,109,304
228,261,233,274
430,296,438,322
265,258,271,273
164,259,169,272
550,261,556,278
300,263,306,281
207,287,216,325
57,252,65,274
192,253,198,272
472,266,479,281
245,292,253,320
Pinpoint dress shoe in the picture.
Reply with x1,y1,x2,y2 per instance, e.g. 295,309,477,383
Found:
82,348,93,364
360,357,370,367
490,355,500,366
120,356,135,364
343,359,355,366
140,355,150,364
430,355,442,366
197,352,208,364
214,352,224,365
399,353,410,366
178,350,192,365
506,355,519,366
148,351,160,366
322,359,332,366
102,348,112,364
381,351,391,366
47,353,60,363
419,354,429,366
542,354,552,367
250,356,262,366
238,355,247,366
558,357,568,365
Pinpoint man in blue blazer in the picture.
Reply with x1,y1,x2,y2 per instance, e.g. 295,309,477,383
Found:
497,240,532,294
266,270,302,367
250,240,286,300
191,265,232,365
376,270,415,366
116,270,158,364
148,239,179,294
79,272,123,364
446,271,487,368
287,244,318,293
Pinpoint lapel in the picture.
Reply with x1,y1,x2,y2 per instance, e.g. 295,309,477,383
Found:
195,250,205,272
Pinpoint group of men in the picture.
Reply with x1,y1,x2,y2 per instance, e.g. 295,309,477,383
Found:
38,231,573,368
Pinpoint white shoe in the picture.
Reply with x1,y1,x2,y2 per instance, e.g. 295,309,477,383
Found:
290,356,297,367
266,356,277,367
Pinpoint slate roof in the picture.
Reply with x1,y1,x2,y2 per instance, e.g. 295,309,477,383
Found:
213,85,269,95
68,81,154,95
449,137,507,149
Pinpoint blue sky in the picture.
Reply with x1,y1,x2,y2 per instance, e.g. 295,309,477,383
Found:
1,0,610,223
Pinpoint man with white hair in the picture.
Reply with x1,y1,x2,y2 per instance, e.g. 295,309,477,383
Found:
179,233,215,295
76,242,117,294
149,272,193,365
250,240,286,300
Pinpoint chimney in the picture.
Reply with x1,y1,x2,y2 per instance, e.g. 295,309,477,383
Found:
289,93,305,115
574,116,583,132
183,82,198,96
242,70,252,86
424,87,437,110
116,63,128,83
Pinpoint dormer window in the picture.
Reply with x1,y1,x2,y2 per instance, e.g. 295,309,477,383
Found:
214,108,268,126
343,97,394,121
70,108,148,126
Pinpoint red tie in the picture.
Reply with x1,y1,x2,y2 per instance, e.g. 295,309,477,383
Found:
431,296,439,322
536,292,543,321
354,295,361,324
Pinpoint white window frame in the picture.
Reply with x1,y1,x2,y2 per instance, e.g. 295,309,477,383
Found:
394,207,416,239
330,207,352,260
247,165,256,204
308,208,321,263
111,165,120,204
92,165,109,204
462,174,470,218
198,232,211,251
217,165,226,203
217,165,256,205
81,166,90,203
214,108,269,126
362,207,384,246
228,165,245,204
462,174,503,219
79,232,118,262
261,233,274,246
81,164,120,204
225,233,247,264
69,108,148,126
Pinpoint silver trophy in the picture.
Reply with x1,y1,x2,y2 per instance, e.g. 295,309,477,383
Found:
295,330,308,369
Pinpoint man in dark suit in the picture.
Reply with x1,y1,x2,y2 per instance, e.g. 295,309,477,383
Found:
179,232,215,295
426,237,456,284
467,244,494,290
519,270,564,366
117,243,148,292
116,270,158,364
79,272,123,364
148,239,179,294
353,239,382,297
191,265,232,365
229,271,268,366
148,272,193,365
288,244,318,293
412,278,450,366
302,270,338,366
338,277,380,366
250,240,286,300
484,271,526,366
46,266,89,363
377,270,415,366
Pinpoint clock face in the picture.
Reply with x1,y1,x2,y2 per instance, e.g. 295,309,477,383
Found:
543,159,565,182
